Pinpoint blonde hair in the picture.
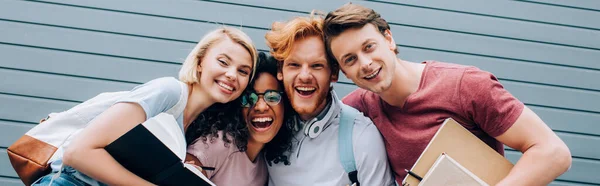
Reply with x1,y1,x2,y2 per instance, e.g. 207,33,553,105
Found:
179,27,258,84
265,11,325,62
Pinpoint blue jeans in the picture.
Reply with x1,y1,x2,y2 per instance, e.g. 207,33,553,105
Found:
32,167,89,186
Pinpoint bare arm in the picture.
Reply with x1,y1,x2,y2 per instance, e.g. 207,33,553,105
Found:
63,102,154,186
495,107,571,186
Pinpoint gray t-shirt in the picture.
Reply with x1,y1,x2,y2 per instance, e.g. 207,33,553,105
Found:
187,131,268,186
50,77,187,186
267,91,395,186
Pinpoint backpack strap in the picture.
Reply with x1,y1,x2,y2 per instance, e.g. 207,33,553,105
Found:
339,104,360,186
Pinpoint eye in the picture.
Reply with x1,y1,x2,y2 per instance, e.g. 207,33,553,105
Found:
238,68,250,76
218,58,228,66
364,43,376,52
344,56,357,65
311,63,325,70
264,91,282,104
286,62,300,68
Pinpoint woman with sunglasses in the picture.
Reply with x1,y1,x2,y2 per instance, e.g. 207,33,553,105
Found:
185,52,295,186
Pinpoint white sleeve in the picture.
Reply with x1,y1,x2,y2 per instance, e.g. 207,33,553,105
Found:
353,115,396,186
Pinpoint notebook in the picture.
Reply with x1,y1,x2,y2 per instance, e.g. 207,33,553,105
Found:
104,113,215,186
402,118,513,186
418,153,488,186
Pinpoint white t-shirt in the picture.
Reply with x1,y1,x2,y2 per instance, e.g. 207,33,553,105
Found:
50,77,187,186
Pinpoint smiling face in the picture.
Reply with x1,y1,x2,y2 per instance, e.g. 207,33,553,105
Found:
242,72,285,145
198,37,253,103
278,36,337,120
330,24,398,94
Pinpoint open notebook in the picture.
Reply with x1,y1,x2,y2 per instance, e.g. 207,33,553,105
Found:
105,113,215,186
419,153,488,186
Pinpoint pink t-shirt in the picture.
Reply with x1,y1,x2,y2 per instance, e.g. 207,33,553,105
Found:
342,61,524,183
187,132,268,186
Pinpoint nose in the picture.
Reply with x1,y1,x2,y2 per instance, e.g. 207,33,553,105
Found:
253,96,269,113
298,65,312,82
225,67,237,81
358,55,373,73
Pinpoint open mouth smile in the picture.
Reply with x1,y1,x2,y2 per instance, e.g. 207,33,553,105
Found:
364,67,381,80
295,86,316,97
251,116,273,132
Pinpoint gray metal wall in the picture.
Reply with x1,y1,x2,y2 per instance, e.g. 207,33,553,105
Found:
1,0,598,185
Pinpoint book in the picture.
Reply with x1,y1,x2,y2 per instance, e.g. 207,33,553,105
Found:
418,153,488,186
104,113,216,186
402,118,514,186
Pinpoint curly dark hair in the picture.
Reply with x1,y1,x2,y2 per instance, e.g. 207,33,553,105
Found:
184,52,295,165
184,99,249,151
250,52,295,166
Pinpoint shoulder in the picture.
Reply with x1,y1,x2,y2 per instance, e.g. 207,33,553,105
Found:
350,113,381,142
342,88,379,114
141,77,184,96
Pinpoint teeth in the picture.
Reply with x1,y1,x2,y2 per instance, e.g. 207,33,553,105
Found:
296,87,316,91
218,82,233,91
365,68,380,79
252,117,273,122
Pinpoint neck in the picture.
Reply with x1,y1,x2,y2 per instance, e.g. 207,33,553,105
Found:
245,140,264,162
379,59,425,108
299,94,331,121
183,83,214,132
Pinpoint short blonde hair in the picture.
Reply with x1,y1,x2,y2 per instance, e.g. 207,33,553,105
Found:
179,27,258,84
265,12,324,62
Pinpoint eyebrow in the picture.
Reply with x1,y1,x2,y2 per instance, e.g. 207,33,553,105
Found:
221,53,252,69
340,39,372,62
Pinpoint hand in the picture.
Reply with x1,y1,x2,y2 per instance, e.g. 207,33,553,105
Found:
184,161,208,177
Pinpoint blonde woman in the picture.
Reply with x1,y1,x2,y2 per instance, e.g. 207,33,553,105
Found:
32,27,257,186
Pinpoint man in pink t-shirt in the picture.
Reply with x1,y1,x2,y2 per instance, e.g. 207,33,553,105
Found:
322,3,572,186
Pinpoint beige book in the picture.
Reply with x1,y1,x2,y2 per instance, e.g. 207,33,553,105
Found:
402,118,514,186
418,153,488,186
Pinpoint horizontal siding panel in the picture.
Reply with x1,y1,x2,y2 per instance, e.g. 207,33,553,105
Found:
522,0,600,11
6,0,298,32
506,151,600,184
0,177,22,186
502,81,600,113
0,94,77,124
6,1,599,71
504,132,600,160
375,0,600,30
389,23,600,70
355,1,600,50
0,44,179,84
1,20,596,93
0,20,194,63
550,180,600,186
556,132,600,160
0,0,273,46
0,121,33,148
532,106,600,136
0,68,137,102
0,149,17,178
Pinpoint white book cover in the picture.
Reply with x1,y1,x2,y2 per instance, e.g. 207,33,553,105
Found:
418,153,489,186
